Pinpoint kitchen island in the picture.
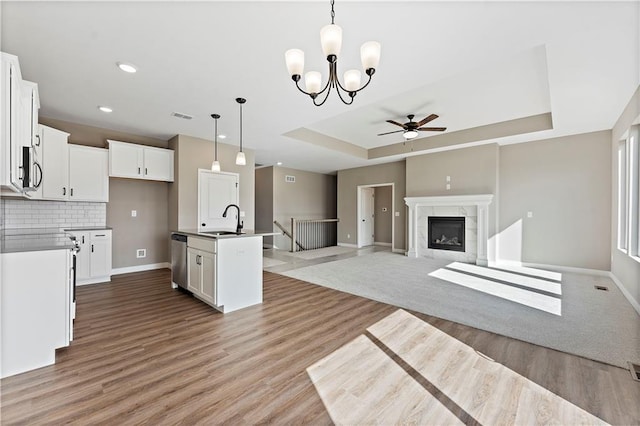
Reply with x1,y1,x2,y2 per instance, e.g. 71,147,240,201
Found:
172,230,276,313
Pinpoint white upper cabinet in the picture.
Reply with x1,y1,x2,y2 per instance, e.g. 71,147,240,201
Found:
108,140,174,182
68,145,109,202
1,53,22,192
40,125,70,201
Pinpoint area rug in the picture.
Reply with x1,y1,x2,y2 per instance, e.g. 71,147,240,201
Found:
281,251,640,369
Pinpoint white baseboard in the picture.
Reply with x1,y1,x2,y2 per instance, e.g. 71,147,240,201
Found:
77,276,111,286
393,248,406,254
609,272,640,316
111,262,170,276
492,259,610,277
263,243,275,249
374,242,392,247
338,243,358,248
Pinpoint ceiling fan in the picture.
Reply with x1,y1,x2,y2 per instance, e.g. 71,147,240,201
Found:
377,114,446,139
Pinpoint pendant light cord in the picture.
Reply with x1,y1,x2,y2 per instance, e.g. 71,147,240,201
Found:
214,118,218,160
239,103,243,152
330,0,335,24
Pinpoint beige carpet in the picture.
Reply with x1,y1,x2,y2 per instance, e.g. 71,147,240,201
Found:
285,245,357,260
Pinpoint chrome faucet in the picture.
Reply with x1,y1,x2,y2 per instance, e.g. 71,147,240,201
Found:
222,204,243,234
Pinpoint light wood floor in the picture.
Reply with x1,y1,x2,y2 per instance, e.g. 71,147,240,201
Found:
1,269,638,424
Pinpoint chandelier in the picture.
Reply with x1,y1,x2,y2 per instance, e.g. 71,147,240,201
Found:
285,0,381,106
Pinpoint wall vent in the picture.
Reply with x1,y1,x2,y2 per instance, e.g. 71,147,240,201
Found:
285,175,295,183
594,285,609,291
136,249,147,258
171,112,193,120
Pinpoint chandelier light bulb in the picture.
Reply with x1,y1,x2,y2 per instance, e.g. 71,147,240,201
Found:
360,41,381,71
320,24,342,58
344,70,362,92
305,71,322,94
285,49,305,76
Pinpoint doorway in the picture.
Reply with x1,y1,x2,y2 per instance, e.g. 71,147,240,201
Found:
357,183,395,250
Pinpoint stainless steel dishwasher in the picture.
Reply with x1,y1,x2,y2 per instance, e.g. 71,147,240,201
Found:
170,233,188,290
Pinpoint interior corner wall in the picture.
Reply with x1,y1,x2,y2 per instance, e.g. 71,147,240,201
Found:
337,161,406,250
172,134,255,232
611,85,640,312
374,186,392,244
499,131,611,270
38,117,170,269
255,167,274,247
406,144,499,261
272,166,336,250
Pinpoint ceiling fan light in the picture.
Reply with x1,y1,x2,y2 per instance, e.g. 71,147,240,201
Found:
404,130,419,139
211,160,221,172
320,24,342,58
361,41,381,70
235,151,246,166
344,70,361,91
285,49,305,76
305,71,322,94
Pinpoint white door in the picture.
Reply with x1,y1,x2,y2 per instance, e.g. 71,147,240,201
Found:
198,170,239,230
359,187,375,247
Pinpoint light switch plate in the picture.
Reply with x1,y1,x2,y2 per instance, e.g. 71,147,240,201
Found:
527,211,533,218
395,212,400,217
240,211,245,217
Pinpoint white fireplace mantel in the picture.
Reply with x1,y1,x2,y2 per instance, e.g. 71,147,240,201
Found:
405,194,494,265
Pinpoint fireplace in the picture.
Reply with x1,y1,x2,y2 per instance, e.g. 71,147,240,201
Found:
428,217,465,252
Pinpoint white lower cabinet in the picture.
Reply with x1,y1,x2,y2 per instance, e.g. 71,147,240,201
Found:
1,248,72,378
70,230,112,284
187,239,217,305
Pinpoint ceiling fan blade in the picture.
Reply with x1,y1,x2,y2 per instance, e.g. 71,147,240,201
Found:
377,130,405,136
418,127,447,132
417,114,439,127
386,120,406,128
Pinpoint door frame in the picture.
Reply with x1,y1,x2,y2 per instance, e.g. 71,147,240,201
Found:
357,183,395,250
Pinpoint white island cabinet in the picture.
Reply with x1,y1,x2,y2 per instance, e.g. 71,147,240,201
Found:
185,234,262,313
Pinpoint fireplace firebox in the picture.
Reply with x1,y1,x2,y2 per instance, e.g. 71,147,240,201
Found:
428,217,465,252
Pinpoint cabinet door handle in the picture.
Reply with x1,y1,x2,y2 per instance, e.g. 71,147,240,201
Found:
145,167,148,175
82,235,85,244
63,187,66,195
70,188,74,196
138,167,141,175
91,244,94,253
95,234,105,237
35,134,41,146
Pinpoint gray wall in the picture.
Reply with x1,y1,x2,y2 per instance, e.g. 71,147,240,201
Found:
107,178,169,268
272,166,337,250
39,117,170,269
255,167,274,246
499,131,611,270
168,134,255,232
611,85,640,311
374,185,392,244
406,144,499,261
337,161,406,250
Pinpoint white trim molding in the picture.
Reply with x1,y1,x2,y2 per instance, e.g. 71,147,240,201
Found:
609,272,640,316
338,243,358,248
111,262,171,276
405,194,494,265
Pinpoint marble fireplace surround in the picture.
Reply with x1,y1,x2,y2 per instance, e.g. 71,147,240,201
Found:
405,195,494,266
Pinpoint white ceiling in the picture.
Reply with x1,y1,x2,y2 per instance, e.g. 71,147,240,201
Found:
1,1,638,174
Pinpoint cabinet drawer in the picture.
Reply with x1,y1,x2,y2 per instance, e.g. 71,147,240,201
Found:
90,230,111,240
187,237,216,253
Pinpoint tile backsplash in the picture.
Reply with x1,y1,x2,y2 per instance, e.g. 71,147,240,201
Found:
0,198,106,230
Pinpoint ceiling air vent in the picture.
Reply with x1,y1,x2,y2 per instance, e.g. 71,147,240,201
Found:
285,175,295,183
171,112,193,120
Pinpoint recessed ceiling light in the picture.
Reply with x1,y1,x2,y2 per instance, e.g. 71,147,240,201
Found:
218,134,227,139
98,106,113,113
116,62,137,73
276,162,283,166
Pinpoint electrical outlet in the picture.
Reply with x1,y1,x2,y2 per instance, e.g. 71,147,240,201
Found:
136,249,146,258
527,211,533,218
347,234,350,239
395,212,400,217
240,211,245,217
446,184,451,190
131,210,137,217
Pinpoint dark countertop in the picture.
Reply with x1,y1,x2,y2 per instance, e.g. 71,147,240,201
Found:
174,229,280,240
1,228,75,253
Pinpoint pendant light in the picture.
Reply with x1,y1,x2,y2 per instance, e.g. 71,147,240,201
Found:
210,114,221,172
235,97,246,166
